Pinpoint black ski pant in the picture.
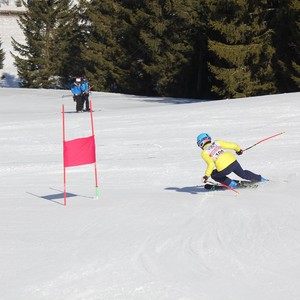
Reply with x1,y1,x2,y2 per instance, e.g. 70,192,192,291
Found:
73,95,83,112
211,160,261,186
82,93,89,111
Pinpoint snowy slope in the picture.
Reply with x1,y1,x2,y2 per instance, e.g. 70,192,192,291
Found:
0,88,299,300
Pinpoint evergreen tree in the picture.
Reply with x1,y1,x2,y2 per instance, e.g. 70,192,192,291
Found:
56,1,86,87
207,0,277,99
12,0,77,88
81,0,127,92
270,0,300,92
0,38,4,70
190,0,210,98
82,0,203,97
125,0,201,97
291,0,300,89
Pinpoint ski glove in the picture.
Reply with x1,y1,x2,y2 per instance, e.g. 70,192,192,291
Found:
202,176,209,183
236,150,243,155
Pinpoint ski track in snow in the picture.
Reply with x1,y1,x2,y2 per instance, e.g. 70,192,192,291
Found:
0,88,300,300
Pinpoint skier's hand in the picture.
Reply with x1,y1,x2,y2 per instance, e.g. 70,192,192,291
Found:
236,150,243,156
202,176,209,183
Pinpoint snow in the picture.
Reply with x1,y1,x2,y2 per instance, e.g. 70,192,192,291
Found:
0,87,300,300
1,8,300,300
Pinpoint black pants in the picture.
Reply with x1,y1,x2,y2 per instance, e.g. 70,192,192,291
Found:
82,93,89,111
211,160,261,185
73,95,83,112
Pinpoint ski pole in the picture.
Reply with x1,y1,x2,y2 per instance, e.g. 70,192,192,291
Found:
61,94,73,99
242,132,285,152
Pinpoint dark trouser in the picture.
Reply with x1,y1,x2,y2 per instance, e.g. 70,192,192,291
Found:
82,93,89,110
73,95,83,112
211,160,261,185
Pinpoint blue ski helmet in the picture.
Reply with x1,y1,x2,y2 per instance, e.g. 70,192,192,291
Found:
197,133,211,148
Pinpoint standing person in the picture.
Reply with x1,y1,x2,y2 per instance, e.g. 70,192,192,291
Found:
81,75,90,111
197,133,268,188
71,77,83,112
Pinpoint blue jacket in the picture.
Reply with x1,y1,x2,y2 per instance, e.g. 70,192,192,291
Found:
71,83,82,95
81,81,89,93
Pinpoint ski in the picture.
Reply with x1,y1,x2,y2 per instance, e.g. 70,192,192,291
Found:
204,180,259,191
235,180,260,188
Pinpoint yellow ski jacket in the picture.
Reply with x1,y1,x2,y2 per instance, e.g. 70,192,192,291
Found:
201,140,242,177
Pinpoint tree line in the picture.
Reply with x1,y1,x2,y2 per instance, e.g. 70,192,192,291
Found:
3,0,300,99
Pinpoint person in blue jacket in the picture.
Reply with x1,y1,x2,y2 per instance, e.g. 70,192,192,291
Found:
81,75,90,111
71,77,83,112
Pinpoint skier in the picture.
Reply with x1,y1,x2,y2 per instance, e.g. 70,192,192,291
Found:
197,133,268,188
81,75,90,111
71,77,83,112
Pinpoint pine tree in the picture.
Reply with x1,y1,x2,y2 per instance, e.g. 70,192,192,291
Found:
55,1,86,87
291,0,300,89
81,0,127,92
100,0,202,97
189,0,210,98
82,0,203,97
207,0,277,99
270,0,300,92
0,38,4,70
125,0,201,97
12,0,76,88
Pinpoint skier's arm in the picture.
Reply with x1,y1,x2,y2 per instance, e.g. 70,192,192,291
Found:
217,140,241,153
201,151,215,177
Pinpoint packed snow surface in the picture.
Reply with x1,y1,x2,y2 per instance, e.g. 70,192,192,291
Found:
0,88,299,300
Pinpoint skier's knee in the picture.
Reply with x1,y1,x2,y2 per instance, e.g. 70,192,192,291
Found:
211,169,217,179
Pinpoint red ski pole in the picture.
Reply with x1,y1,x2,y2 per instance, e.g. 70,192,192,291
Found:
242,132,285,152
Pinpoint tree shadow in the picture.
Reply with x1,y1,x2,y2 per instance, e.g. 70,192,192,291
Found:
125,94,212,105
142,98,209,104
165,185,207,194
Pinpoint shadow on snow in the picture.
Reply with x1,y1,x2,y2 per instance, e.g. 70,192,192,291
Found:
123,94,214,105
165,185,207,194
27,187,94,205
